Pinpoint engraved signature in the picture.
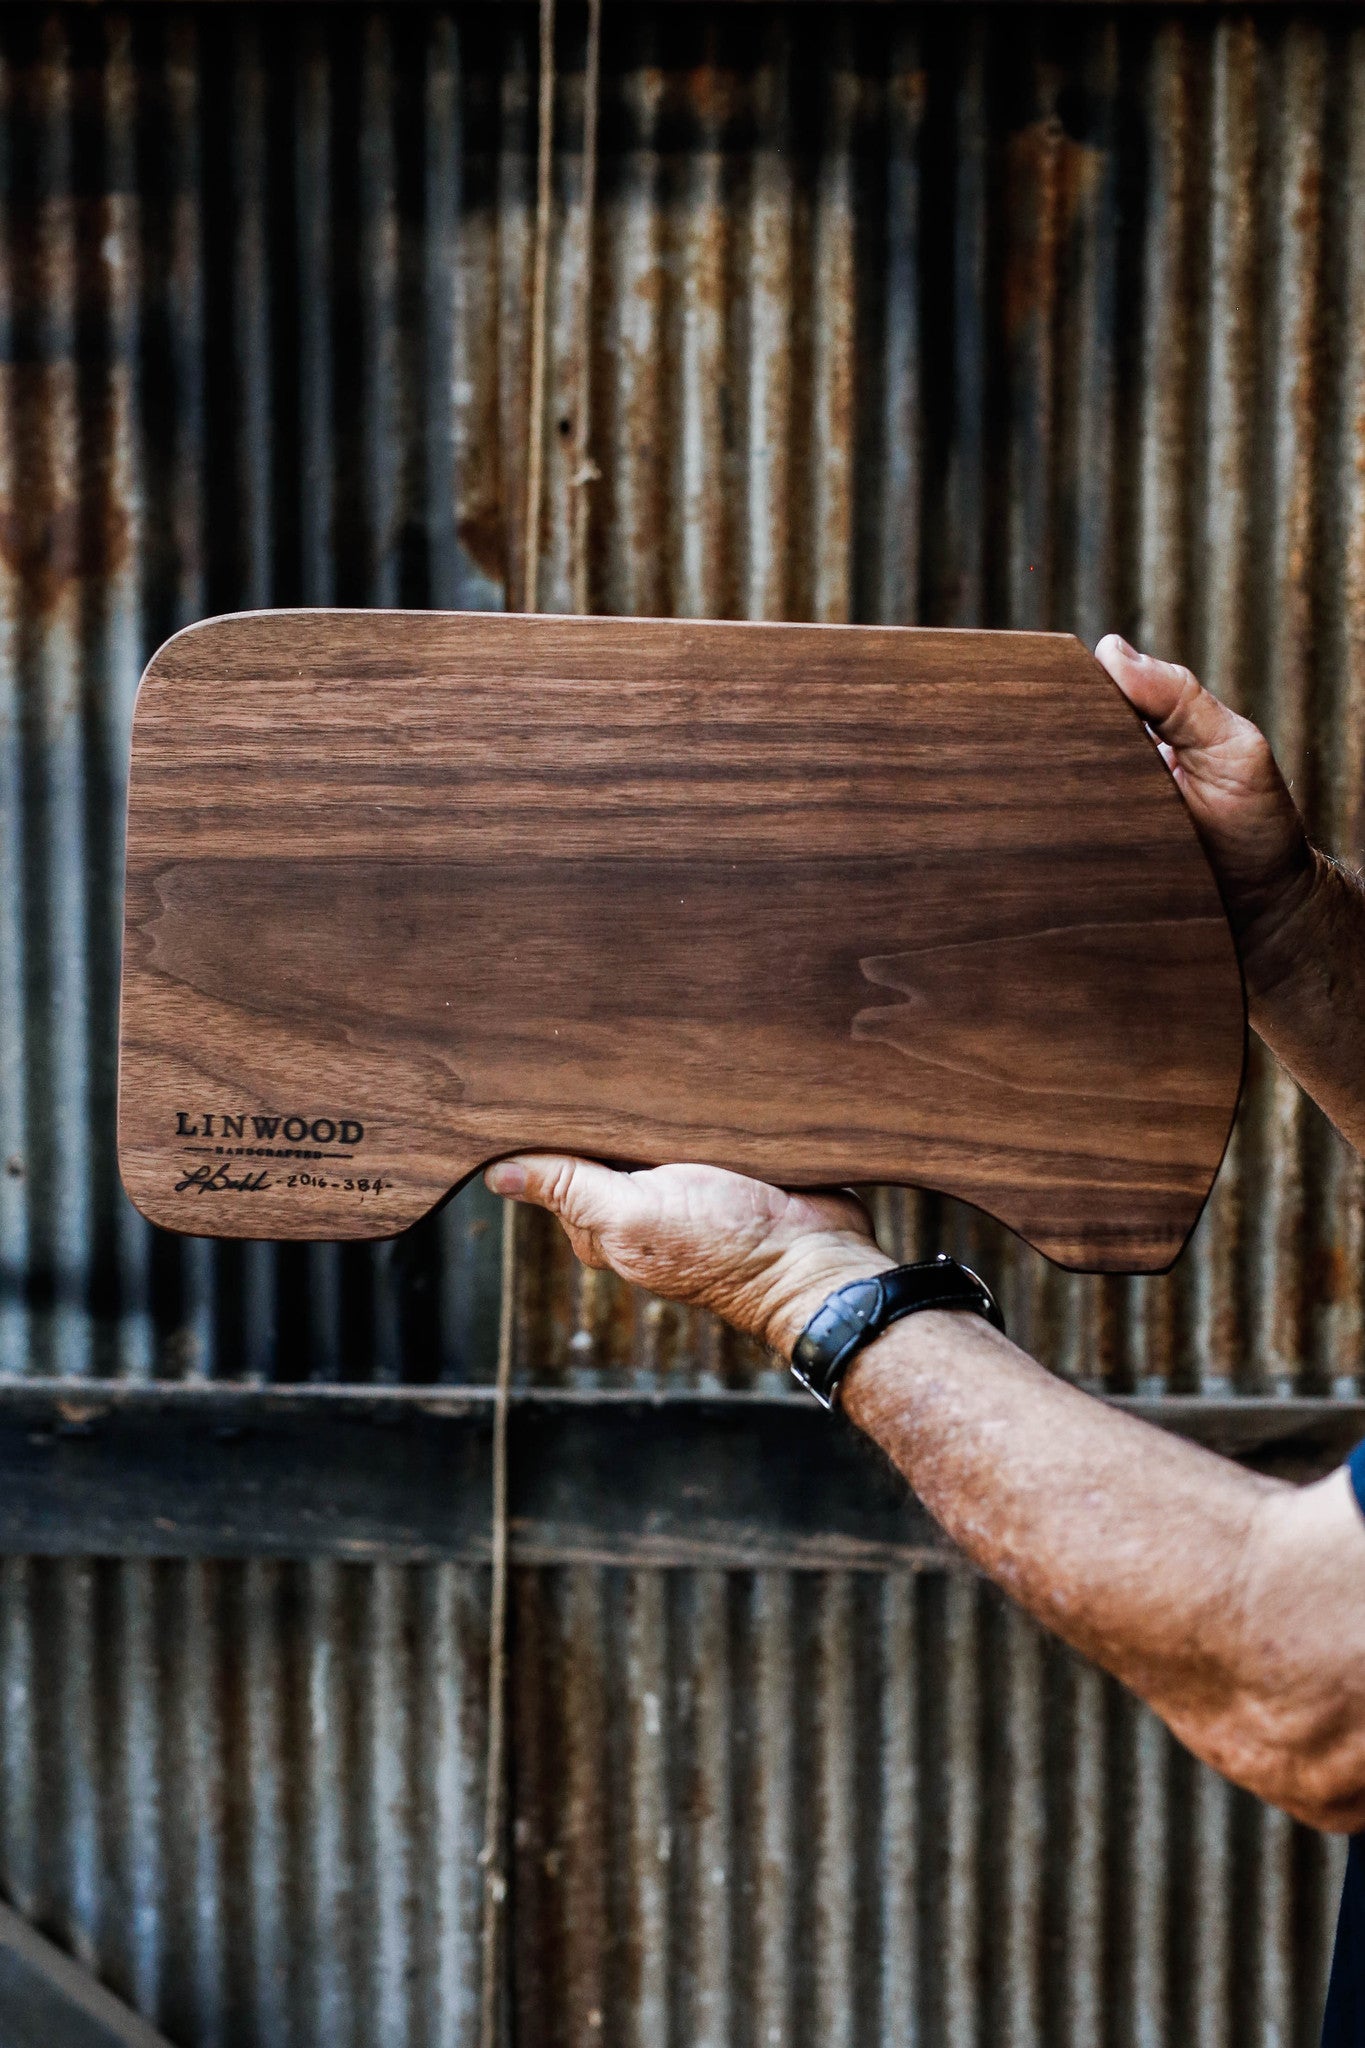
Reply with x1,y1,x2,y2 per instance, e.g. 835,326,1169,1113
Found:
174,1163,272,1195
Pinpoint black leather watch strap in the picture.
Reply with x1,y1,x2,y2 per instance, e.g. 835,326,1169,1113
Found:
789,1253,1005,1409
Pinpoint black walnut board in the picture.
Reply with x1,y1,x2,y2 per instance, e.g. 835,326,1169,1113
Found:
117,611,1245,1272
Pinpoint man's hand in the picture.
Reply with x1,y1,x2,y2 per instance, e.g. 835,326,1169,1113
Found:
484,1155,891,1356
1094,635,1321,994
1097,636,1365,1154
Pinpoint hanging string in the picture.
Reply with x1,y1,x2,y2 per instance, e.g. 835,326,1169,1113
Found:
571,0,602,617
520,0,557,614
476,1197,518,2048
564,0,604,1356
479,8,557,2039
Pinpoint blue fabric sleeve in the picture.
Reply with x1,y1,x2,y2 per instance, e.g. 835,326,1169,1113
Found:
1323,1839,1365,2046
1320,1446,1365,2046
1349,1440,1365,1521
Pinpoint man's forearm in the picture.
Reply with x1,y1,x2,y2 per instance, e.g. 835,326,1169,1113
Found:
823,1307,1365,1829
1245,855,1365,1153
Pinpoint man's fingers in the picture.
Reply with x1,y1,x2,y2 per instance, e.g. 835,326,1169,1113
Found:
1095,634,1243,756
484,1152,638,1233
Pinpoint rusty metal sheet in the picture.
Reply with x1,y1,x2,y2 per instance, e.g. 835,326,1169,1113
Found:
0,7,1360,1400
0,8,1360,2046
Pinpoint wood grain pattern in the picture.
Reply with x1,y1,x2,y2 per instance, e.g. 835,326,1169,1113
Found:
117,611,1246,1271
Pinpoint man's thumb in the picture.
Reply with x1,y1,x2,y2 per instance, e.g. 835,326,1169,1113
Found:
1095,636,1239,756
485,1152,632,1230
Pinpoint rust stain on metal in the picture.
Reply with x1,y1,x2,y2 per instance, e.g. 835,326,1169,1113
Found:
0,369,132,617
456,500,508,591
1001,115,1103,347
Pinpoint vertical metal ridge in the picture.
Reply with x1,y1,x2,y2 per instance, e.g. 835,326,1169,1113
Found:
622,1569,669,2048
103,12,153,1385
424,9,461,616
1061,1657,1107,2047
363,1562,415,2044
808,1573,857,2048
873,19,923,634
302,1559,352,2048
599,11,663,625
944,15,988,631
1128,1695,1172,2043
110,1561,164,2022
809,19,857,629
240,1558,288,2048
676,1568,734,2048
999,1602,1045,2048
178,1562,227,2046
747,1569,795,2048
19,12,94,1382
940,1572,982,2048
673,31,727,624
1188,1759,1234,2048
742,13,794,628
413,1565,493,2048
54,1557,101,1973
0,1559,38,1924
559,1567,613,2046
296,11,334,614
0,25,30,1382
875,1574,917,2048
360,9,399,613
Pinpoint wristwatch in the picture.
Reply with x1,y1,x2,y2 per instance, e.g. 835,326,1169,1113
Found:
790,1253,1005,1409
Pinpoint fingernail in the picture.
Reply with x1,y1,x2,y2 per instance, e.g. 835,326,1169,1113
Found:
487,1162,526,1196
1113,636,1138,659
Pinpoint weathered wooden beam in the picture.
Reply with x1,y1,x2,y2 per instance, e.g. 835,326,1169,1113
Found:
0,1901,174,2048
0,1383,1355,1570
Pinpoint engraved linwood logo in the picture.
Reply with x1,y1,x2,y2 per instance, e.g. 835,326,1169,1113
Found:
174,1110,365,1161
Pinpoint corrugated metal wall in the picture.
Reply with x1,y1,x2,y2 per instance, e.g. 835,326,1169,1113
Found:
0,5,1360,2042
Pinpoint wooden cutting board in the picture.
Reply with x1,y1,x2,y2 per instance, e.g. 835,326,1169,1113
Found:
117,611,1245,1272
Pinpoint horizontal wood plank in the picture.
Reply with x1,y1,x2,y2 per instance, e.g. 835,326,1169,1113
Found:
0,1900,175,2048
0,1384,1351,1570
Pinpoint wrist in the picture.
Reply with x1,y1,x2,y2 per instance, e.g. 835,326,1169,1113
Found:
1242,848,1363,1019
755,1239,897,1360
